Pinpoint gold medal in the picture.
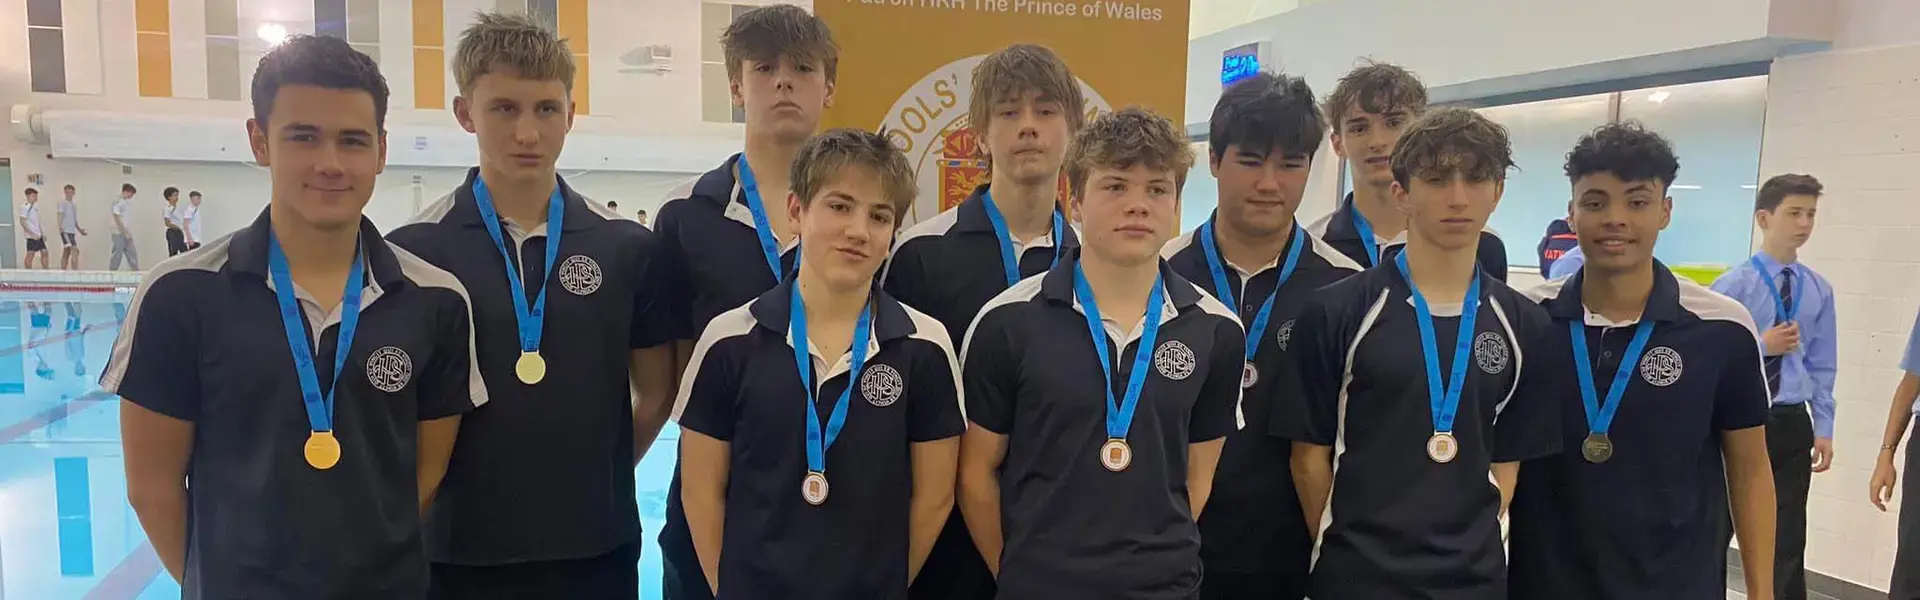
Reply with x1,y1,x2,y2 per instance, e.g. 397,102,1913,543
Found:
1100,438,1133,472
1241,361,1259,389
1426,432,1459,464
515,351,546,385
802,471,830,505
1582,433,1614,464
304,431,341,470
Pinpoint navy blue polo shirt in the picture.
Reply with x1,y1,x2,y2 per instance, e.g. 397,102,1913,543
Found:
964,250,1245,600
885,184,1079,342
673,280,965,599
653,154,802,593
1306,193,1510,281
101,208,485,599
1508,263,1769,600
1160,219,1360,593
387,168,673,564
1273,262,1559,599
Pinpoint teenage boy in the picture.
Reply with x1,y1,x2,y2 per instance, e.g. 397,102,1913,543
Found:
884,42,1084,600
384,13,675,599
185,191,205,249
678,128,964,599
1305,61,1509,281
958,108,1243,599
651,6,838,598
1278,108,1557,598
1159,72,1359,600
106,35,483,598
21,188,47,269
111,184,139,271
1710,173,1835,600
163,187,189,256
58,184,88,270
1873,307,1920,599
1508,123,1777,600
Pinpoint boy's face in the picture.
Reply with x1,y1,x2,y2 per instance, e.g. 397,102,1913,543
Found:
1074,164,1180,266
1391,169,1501,252
191,195,203,206
63,187,74,200
247,83,387,232
788,165,897,289
455,70,575,184
734,55,834,146
1212,142,1309,237
1758,194,1819,248
1332,102,1415,190
121,190,133,199
25,192,37,204
1570,172,1670,274
983,88,1073,188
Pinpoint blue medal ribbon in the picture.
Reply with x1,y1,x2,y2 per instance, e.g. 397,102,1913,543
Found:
739,157,791,281
268,234,366,435
1394,252,1480,435
1351,206,1380,267
472,177,564,364
1073,264,1166,442
981,190,1066,287
1199,219,1305,365
1749,256,1798,323
1569,319,1655,438
790,283,873,477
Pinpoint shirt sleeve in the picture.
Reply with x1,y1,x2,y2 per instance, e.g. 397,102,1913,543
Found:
652,204,699,342
1190,317,1247,443
1806,278,1838,438
419,287,487,420
1273,296,1342,446
629,231,675,349
672,325,742,441
907,331,967,443
1903,307,1920,376
961,306,1020,434
1492,307,1564,462
99,273,202,421
1715,320,1773,432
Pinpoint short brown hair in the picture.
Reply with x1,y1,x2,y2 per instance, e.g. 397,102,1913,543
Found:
1389,107,1515,188
24,188,37,196
969,44,1087,138
1324,59,1428,127
791,128,917,222
722,5,839,83
1756,173,1823,211
452,12,576,96
1063,107,1194,200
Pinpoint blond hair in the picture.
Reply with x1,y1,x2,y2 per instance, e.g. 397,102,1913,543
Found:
451,12,576,95
1064,107,1194,200
792,128,918,221
969,44,1086,138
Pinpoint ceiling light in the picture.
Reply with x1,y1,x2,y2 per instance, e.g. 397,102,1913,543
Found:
1670,184,1702,190
1647,91,1671,104
258,23,289,46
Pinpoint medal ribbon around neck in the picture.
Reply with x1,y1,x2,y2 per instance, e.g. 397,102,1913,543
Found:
981,190,1066,287
1073,264,1166,454
1569,318,1655,453
790,283,874,493
1200,218,1305,368
1749,256,1798,324
268,232,365,471
1351,205,1380,267
1394,252,1481,440
738,156,792,282
473,176,565,385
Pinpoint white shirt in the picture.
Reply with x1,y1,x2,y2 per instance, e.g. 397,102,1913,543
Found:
58,199,78,234
164,203,183,229
21,202,43,238
181,203,202,241
112,198,130,234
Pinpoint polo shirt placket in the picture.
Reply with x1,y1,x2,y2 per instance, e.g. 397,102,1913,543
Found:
1305,193,1510,281
672,280,965,599
963,251,1245,600
1275,262,1558,599
885,184,1079,342
101,208,485,599
387,168,673,565
1508,263,1769,600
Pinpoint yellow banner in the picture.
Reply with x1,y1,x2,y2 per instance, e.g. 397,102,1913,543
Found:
816,0,1190,224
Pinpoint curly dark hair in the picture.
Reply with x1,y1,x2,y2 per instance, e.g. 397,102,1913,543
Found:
1208,71,1323,162
1563,122,1679,189
1389,107,1514,188
250,35,390,128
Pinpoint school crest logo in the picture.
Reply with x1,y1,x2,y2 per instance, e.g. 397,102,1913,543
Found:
1277,319,1295,352
1153,340,1196,381
1474,331,1509,375
860,364,905,407
877,54,1114,227
558,255,602,296
1640,347,1684,387
366,346,413,393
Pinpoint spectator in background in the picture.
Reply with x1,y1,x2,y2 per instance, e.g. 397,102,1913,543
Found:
183,191,205,250
607,200,619,213
20,187,48,269
1547,245,1585,279
58,184,88,270
110,184,139,270
1537,202,1577,272
636,208,648,227
1874,306,1920,599
162,187,188,256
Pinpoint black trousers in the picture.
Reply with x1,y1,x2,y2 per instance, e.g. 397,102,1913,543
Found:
1892,417,1920,600
165,228,187,256
1767,404,1814,600
908,512,997,600
429,541,640,600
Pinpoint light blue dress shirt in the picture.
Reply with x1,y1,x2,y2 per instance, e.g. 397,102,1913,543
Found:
1547,245,1585,279
1904,307,1920,415
1711,252,1838,438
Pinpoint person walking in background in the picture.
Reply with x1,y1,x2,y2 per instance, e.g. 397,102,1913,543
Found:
162,187,188,256
110,183,139,270
20,187,48,269
1872,306,1920,599
183,191,204,250
1710,173,1836,600
636,208,648,227
58,184,87,270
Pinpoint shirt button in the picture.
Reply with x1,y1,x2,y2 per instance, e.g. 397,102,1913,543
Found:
1245,303,1256,313
1602,351,1614,359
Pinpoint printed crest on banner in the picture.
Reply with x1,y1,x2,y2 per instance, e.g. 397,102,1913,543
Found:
878,54,1115,227
1640,347,1684,387
366,346,413,393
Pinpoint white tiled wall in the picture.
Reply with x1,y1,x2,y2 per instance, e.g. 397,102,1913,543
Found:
1759,41,1920,592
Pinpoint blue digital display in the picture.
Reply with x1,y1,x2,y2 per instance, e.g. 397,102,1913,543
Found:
1221,43,1264,86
